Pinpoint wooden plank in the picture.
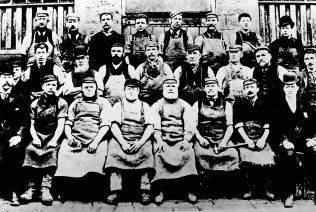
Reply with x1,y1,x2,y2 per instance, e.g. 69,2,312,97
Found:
210,0,216,12
300,5,307,46
187,27,199,41
311,5,316,46
5,8,12,49
47,7,53,30
53,7,58,33
290,4,297,38
152,26,164,40
68,6,74,14
275,5,280,39
0,9,2,49
269,5,276,42
307,6,311,46
15,7,22,49
280,5,286,17
57,6,64,36
26,7,33,36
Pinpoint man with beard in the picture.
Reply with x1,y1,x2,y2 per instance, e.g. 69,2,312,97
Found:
234,79,275,201
0,63,29,206
63,45,96,104
125,13,157,68
151,78,198,204
20,9,61,67
11,58,30,99
105,79,154,205
96,43,136,106
159,11,193,71
216,45,252,105
174,44,215,105
136,41,173,106
89,11,125,71
230,13,263,68
60,13,87,73
22,42,65,100
195,12,229,74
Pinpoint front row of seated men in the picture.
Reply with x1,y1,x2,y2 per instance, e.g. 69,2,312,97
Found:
1,56,316,208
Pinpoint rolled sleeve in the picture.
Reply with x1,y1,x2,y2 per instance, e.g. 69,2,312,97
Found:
30,99,38,120
57,98,68,119
125,35,132,55
96,65,107,91
151,101,162,136
99,98,112,127
54,65,66,86
111,102,122,126
194,35,203,50
182,100,195,141
66,99,78,126
225,101,233,126
143,102,154,126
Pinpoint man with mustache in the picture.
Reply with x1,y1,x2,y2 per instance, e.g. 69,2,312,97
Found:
159,11,193,71
96,43,136,106
60,13,87,73
20,9,61,67
89,11,125,71
135,41,173,106
0,63,29,206
233,78,275,201
151,78,198,204
230,13,263,68
174,44,215,105
195,12,229,74
11,58,30,101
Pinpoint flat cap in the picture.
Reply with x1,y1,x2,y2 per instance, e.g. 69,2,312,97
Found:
66,12,80,20
111,43,124,48
170,11,182,19
74,45,87,58
0,63,13,75
187,44,201,53
279,16,294,28
36,9,49,17
135,13,148,20
82,76,96,84
206,12,218,19
42,75,57,84
243,78,258,87
283,72,299,85
124,79,141,88
229,44,243,51
163,78,178,84
145,40,159,49
204,78,218,85
304,46,316,55
254,45,270,54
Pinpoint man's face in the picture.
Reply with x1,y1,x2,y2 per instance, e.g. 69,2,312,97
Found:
145,46,159,61
304,53,316,70
239,17,251,31
42,80,57,95
82,82,97,98
111,46,124,64
283,83,299,98
75,56,88,67
100,14,113,31
35,48,48,65
280,25,292,37
13,66,22,81
135,18,147,32
244,83,259,98
66,18,80,32
186,50,201,65
205,83,219,98
255,50,272,67
229,50,242,63
0,74,13,92
35,16,49,29
163,83,178,99
170,14,183,29
206,17,218,30
125,86,139,101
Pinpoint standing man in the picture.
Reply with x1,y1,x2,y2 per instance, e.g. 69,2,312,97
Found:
11,58,30,99
174,44,215,105
60,13,87,73
0,63,29,206
105,79,154,205
136,41,173,106
151,78,198,204
195,12,229,74
125,13,157,69
159,11,193,71
20,9,61,67
231,13,263,68
89,11,125,71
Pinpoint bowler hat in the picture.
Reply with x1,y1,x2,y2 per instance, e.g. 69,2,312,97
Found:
74,45,87,58
229,45,243,52
0,63,13,75
283,72,299,85
279,16,294,28
304,46,316,55
42,75,57,84
124,79,140,88
254,46,270,55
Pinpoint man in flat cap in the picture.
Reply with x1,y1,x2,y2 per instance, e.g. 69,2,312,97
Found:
60,13,87,73
195,12,229,74
230,13,263,68
0,63,29,206
174,44,215,105
151,78,198,204
21,75,68,206
159,11,193,71
20,9,61,67
89,11,125,70
216,45,253,105
135,41,173,106
233,78,275,201
96,43,136,106
269,16,304,74
105,79,155,205
125,13,158,69
11,58,30,100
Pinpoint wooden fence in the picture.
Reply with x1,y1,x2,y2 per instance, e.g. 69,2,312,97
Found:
0,2,74,55
259,0,316,46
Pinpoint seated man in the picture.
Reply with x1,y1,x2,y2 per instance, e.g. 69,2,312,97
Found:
21,75,68,206
234,78,275,200
105,79,154,205
54,77,111,198
151,78,198,204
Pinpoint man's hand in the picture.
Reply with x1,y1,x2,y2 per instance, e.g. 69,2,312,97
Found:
87,141,98,154
32,137,42,148
121,141,132,154
283,140,294,150
217,141,228,152
130,140,144,154
306,138,316,148
47,139,58,148
256,138,266,151
154,138,164,154
9,135,22,147
246,139,256,150
67,136,77,147
179,140,190,152
197,136,209,148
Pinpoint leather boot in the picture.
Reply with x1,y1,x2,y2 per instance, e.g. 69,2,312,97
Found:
154,191,164,205
284,194,294,208
140,191,151,205
41,187,53,206
187,192,197,204
106,191,119,205
10,192,20,206
20,187,35,203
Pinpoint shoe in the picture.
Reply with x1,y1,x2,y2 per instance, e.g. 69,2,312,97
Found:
106,192,119,205
284,194,294,208
187,192,197,204
20,187,35,203
10,192,20,206
41,187,53,206
154,191,164,205
140,191,151,205
265,190,275,201
313,193,316,205
242,190,253,200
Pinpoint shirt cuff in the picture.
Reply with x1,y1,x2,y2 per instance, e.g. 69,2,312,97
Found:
235,122,244,129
